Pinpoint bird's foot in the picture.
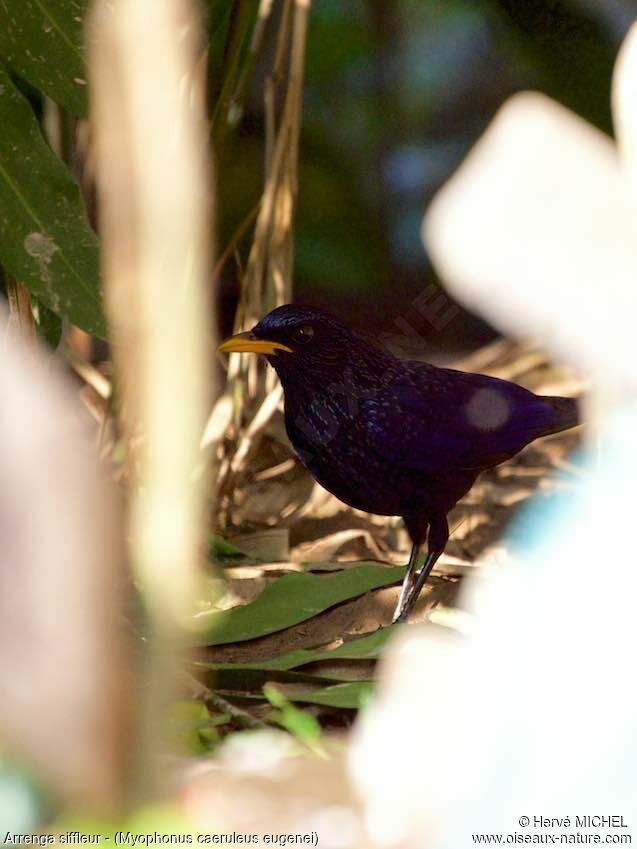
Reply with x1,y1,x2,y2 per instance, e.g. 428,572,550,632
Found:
392,581,414,623
392,608,409,625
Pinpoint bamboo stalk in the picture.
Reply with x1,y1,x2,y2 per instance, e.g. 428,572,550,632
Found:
89,0,214,796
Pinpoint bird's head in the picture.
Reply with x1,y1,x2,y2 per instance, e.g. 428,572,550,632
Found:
218,304,371,385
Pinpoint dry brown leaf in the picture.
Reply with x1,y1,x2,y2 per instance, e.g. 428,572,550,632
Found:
231,528,290,562
291,529,388,564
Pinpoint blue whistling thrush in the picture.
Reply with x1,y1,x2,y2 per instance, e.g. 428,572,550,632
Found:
219,305,579,622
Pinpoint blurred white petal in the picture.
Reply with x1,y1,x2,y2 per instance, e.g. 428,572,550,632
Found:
613,22,637,182
0,316,131,810
424,65,637,386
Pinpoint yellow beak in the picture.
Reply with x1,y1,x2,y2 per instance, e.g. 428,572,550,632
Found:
218,331,293,356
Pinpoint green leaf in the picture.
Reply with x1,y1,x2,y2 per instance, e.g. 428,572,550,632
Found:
197,626,396,672
288,682,374,710
0,66,106,337
226,682,375,710
193,564,405,646
0,0,89,117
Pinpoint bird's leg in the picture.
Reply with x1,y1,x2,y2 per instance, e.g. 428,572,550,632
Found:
394,549,442,623
394,513,449,623
392,541,421,623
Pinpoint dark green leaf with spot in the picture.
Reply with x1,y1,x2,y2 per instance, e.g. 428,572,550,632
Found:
0,66,106,337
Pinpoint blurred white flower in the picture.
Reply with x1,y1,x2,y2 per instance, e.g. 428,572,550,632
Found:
423,25,637,391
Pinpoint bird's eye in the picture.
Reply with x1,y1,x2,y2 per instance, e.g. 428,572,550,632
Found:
292,324,314,344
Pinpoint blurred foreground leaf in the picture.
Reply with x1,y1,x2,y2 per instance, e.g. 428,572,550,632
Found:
0,66,105,337
54,803,196,838
194,564,405,646
263,684,324,750
168,700,220,756
0,0,90,117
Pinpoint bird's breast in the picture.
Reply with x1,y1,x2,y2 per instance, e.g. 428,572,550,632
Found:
283,394,419,516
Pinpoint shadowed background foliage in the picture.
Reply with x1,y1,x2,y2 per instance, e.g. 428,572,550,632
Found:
214,0,626,355
0,0,628,354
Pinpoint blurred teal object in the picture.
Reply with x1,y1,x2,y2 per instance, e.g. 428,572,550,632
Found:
509,407,637,560
507,454,584,557
0,761,43,836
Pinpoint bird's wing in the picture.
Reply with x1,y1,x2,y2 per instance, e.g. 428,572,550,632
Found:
361,366,567,476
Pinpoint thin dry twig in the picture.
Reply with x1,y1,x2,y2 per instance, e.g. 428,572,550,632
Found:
187,673,269,730
65,347,112,399
212,199,261,284
240,0,310,331
218,0,312,515
218,383,284,500
5,277,36,343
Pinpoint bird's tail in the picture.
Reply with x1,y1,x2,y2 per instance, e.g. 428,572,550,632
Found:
541,395,580,436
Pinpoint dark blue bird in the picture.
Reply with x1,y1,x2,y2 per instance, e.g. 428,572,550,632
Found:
220,305,579,622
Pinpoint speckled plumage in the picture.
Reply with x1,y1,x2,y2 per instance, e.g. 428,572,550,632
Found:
241,305,579,621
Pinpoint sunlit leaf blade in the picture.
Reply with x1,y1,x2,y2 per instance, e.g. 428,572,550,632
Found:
288,682,373,709
0,0,89,117
210,0,259,146
197,626,396,671
210,533,250,561
0,66,106,337
194,564,405,646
